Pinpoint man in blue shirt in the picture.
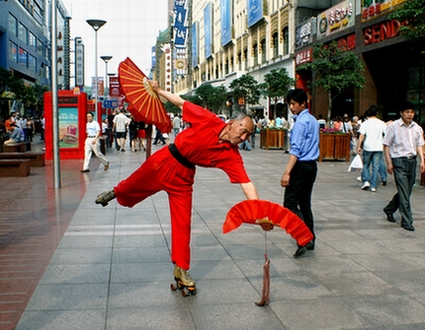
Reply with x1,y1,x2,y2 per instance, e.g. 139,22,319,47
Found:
281,89,319,257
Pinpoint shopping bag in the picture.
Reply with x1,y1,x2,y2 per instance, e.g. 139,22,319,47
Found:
348,154,363,172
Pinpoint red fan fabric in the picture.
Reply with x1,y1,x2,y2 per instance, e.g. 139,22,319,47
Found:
118,57,172,133
224,200,313,246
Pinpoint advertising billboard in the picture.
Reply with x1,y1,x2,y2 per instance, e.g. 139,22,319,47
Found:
192,21,199,68
204,3,213,59
247,0,263,28
221,0,232,46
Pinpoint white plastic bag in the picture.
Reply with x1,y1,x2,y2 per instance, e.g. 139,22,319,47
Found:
348,154,363,172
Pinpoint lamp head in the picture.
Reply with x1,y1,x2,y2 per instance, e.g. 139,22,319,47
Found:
100,55,113,63
86,19,107,31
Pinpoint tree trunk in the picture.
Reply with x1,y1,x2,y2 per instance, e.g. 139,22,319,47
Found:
327,90,332,124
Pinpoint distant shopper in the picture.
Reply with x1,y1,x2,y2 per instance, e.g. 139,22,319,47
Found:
383,101,424,231
357,105,387,192
113,109,130,151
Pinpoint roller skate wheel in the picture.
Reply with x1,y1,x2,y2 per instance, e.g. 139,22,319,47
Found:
181,288,189,297
170,283,177,291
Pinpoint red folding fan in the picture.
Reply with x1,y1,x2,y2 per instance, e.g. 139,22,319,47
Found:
118,57,172,134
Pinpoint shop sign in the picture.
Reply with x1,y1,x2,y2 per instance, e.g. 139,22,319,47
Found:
109,77,121,97
295,17,316,49
295,48,312,66
363,19,403,45
337,34,356,51
361,0,407,23
317,0,355,40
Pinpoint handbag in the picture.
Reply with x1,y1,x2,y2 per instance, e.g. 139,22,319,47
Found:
348,154,363,172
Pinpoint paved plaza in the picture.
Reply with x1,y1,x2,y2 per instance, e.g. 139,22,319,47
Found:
2,138,425,330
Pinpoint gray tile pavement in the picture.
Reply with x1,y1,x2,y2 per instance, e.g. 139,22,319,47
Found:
16,140,425,330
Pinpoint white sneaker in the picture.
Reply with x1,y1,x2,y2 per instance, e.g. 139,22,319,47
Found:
371,188,376,192
361,182,370,190
356,176,362,182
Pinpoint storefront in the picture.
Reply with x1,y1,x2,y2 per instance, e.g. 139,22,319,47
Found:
295,0,422,124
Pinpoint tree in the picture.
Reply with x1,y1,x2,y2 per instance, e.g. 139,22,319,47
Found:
390,0,425,42
229,74,261,111
299,41,365,123
0,67,49,115
258,68,296,107
194,83,227,113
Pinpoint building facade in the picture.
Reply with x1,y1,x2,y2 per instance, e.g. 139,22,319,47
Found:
0,0,70,115
167,0,420,123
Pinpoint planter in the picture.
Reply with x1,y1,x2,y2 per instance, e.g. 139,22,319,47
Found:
319,133,351,162
260,129,286,150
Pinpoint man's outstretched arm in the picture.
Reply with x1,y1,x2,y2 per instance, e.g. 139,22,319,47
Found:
150,80,185,110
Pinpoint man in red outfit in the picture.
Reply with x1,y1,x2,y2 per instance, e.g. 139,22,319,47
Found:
95,80,259,290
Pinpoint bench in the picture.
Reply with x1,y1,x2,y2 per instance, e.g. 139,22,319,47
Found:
0,152,45,167
0,159,31,177
3,141,31,152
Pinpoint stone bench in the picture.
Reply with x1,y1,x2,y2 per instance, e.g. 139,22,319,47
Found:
0,152,45,167
0,159,31,177
3,141,31,152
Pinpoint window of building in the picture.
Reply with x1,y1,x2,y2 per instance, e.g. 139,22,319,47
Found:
252,43,258,66
9,14,18,37
243,48,248,71
29,32,37,51
29,55,37,72
19,23,28,43
237,52,242,71
272,32,279,58
260,39,266,63
19,48,28,66
37,39,43,55
9,41,18,62
283,27,289,55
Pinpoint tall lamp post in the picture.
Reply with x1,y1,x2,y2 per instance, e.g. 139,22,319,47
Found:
86,19,107,120
100,55,113,100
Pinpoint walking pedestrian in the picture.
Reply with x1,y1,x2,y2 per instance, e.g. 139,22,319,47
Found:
81,112,110,173
357,105,387,192
383,101,424,231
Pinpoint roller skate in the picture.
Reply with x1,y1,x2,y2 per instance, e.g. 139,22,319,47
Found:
170,266,197,296
95,190,115,207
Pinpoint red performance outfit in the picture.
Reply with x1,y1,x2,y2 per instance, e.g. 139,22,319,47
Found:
114,102,251,270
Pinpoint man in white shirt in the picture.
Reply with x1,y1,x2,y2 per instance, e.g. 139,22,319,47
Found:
357,105,387,192
383,101,424,231
81,112,110,173
113,109,131,152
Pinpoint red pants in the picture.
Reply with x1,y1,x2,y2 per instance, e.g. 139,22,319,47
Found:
114,147,195,270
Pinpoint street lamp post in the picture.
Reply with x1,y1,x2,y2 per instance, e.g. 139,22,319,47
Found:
86,19,107,120
100,55,113,100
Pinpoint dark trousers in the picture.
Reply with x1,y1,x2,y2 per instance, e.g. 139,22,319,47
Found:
284,160,317,240
384,157,417,226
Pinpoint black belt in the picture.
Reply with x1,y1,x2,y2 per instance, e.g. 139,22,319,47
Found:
168,143,195,169
398,155,416,160
88,136,96,138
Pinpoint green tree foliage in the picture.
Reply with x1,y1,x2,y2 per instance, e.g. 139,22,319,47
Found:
229,74,261,110
299,41,365,122
0,67,49,113
390,0,425,42
194,83,227,113
258,68,296,105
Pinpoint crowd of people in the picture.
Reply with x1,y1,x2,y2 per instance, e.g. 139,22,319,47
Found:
318,104,424,232
0,112,45,145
